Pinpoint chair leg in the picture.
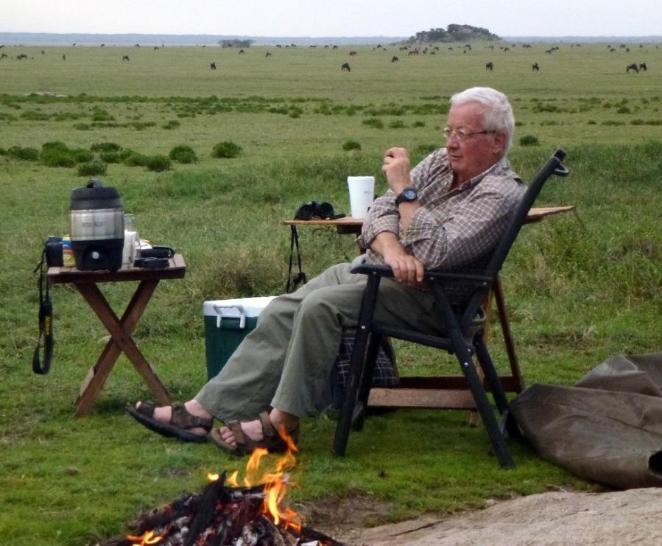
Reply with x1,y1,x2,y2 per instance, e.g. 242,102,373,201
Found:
354,332,382,430
451,331,514,468
473,334,510,415
333,274,381,456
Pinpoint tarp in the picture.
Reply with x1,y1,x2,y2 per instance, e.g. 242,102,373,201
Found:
510,353,662,489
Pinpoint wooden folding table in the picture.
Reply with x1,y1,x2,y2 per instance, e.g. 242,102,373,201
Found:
48,255,186,416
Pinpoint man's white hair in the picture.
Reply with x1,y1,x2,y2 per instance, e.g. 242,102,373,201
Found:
450,87,515,153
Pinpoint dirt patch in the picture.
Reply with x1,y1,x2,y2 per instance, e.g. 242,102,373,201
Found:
306,488,662,545
295,494,394,540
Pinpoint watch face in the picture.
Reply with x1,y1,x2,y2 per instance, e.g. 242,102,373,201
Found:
404,189,417,200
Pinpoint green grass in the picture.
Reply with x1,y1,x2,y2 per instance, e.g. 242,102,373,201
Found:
1,42,661,545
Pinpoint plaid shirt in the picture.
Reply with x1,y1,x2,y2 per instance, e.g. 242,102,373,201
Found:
359,148,526,270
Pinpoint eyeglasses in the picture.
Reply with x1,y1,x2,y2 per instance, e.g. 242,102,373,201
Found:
443,127,492,142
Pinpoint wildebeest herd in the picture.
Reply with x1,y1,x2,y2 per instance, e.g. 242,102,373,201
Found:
0,41,654,79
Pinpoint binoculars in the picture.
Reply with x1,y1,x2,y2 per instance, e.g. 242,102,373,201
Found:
294,201,342,220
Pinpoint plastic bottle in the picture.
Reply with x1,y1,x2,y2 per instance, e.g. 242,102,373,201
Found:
62,236,75,267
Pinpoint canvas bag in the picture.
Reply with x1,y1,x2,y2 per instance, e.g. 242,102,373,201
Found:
511,353,662,489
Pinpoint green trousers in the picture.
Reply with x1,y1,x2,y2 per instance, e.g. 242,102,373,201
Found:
195,262,439,421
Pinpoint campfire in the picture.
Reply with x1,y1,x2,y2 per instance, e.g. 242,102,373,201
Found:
101,430,343,546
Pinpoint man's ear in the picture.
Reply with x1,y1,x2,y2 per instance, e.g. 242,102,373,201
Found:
492,132,507,155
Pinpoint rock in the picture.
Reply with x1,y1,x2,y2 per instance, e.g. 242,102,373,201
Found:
342,488,662,545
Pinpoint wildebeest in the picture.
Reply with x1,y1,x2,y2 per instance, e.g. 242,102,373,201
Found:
341,62,351,72
391,56,399,63
639,62,648,71
210,62,216,70
532,62,540,72
265,51,272,57
485,61,494,71
122,55,130,62
62,54,66,61
349,50,357,56
238,49,245,54
16,54,28,60
626,63,639,73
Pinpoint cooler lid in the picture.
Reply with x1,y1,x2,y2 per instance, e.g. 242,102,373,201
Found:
203,296,277,318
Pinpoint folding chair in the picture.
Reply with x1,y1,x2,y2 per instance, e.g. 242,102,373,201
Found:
333,149,570,468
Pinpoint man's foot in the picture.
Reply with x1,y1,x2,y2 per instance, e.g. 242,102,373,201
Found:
210,411,299,455
127,400,213,443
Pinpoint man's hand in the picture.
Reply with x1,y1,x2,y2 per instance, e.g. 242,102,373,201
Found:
382,147,412,194
373,232,424,285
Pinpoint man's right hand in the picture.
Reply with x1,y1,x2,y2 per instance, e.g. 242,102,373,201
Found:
373,232,424,285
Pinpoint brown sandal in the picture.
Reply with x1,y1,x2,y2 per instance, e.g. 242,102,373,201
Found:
127,401,213,443
209,411,299,455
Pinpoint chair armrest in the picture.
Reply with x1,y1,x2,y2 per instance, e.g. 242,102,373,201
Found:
350,259,492,287
350,261,394,277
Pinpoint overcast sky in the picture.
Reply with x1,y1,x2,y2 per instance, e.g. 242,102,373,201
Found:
1,0,660,37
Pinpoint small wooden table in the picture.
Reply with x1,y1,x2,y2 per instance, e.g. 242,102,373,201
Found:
284,206,575,409
48,255,186,416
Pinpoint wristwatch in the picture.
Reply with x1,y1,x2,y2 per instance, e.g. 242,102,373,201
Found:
395,187,418,205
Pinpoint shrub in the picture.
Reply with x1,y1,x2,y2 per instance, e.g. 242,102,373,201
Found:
388,120,406,129
121,150,149,167
342,140,362,151
74,123,91,130
77,161,107,177
519,135,540,146
412,120,426,128
8,146,39,161
90,142,122,153
41,141,75,167
144,155,171,172
169,145,197,164
72,149,94,163
212,141,242,158
92,109,114,122
162,120,180,130
362,117,384,129
0,147,6,155
100,151,121,163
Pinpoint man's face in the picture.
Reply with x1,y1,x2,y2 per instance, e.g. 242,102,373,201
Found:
445,101,506,184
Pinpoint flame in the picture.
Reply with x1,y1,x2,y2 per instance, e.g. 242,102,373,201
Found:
127,530,163,545
226,469,239,487
207,472,220,482
260,424,302,533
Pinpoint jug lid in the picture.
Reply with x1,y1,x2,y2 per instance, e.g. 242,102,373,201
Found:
70,179,123,210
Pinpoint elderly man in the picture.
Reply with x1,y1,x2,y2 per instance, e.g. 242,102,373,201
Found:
129,86,525,455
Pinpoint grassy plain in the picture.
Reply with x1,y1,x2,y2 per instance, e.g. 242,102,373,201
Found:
1,41,661,545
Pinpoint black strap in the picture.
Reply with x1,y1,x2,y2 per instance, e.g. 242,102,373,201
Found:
32,250,54,374
286,225,307,293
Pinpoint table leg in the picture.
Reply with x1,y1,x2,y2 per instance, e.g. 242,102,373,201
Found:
492,276,524,392
74,280,171,415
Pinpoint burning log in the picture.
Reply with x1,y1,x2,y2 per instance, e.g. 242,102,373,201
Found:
100,473,342,546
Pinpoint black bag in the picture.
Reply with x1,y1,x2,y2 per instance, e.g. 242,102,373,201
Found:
330,330,399,409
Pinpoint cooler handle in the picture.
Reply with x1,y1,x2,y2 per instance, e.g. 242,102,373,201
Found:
213,305,246,329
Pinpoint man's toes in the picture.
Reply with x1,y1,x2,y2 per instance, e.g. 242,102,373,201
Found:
219,426,236,447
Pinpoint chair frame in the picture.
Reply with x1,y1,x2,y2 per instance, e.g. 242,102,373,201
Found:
333,149,569,468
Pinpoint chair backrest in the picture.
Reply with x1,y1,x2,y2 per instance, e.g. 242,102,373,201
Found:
454,149,569,329
485,148,568,278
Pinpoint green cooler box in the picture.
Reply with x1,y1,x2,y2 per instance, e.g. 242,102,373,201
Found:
203,296,276,380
